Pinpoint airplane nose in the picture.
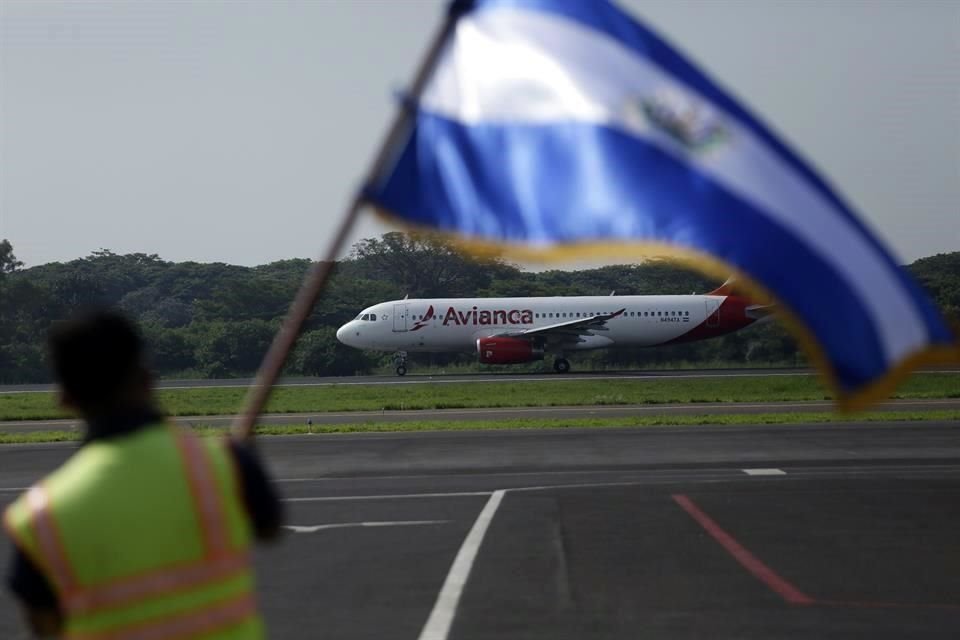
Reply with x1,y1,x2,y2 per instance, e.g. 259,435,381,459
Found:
336,324,349,345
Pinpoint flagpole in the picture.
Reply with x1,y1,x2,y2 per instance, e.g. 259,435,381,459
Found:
230,4,465,442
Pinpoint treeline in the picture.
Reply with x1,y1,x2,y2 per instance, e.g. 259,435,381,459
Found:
0,235,957,383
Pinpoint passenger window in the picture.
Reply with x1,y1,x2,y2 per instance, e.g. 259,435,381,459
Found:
685,311,690,316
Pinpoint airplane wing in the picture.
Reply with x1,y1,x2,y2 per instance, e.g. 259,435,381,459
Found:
496,308,626,343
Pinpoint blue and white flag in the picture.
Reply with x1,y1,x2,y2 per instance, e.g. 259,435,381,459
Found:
361,0,959,408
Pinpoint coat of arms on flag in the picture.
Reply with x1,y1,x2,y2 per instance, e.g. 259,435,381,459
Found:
633,88,728,154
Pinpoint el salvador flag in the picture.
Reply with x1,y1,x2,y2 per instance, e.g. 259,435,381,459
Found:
361,0,959,408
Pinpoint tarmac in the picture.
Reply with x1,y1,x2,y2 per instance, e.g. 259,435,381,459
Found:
1,421,959,638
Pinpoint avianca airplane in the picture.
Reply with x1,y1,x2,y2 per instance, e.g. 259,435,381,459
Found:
336,281,772,375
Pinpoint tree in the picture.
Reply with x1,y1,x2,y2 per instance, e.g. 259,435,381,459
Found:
140,324,196,374
289,328,373,376
0,239,24,276
349,231,506,298
194,320,278,377
0,237,954,382
909,252,960,326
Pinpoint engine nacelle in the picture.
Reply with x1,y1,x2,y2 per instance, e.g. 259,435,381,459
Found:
476,336,544,364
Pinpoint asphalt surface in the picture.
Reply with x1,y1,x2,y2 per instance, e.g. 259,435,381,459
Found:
3,398,959,434
2,365,957,393
2,422,960,639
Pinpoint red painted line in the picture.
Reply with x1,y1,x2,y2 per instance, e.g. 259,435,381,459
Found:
672,494,815,605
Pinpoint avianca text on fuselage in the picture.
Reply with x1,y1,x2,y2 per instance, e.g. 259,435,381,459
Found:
441,306,533,326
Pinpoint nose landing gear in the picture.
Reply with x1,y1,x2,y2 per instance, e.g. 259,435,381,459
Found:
394,351,409,376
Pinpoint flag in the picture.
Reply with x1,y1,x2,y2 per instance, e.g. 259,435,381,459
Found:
361,0,959,409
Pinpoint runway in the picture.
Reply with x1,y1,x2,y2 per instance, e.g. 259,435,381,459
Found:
2,365,957,394
2,422,959,638
2,398,959,434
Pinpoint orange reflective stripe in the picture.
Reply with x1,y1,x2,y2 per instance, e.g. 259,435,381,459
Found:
66,592,257,640
174,431,231,556
27,485,78,596
63,552,250,615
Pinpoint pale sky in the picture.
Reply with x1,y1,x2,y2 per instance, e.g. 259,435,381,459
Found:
1,0,958,269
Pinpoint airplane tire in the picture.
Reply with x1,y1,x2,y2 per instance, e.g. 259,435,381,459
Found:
396,365,407,376
553,358,570,374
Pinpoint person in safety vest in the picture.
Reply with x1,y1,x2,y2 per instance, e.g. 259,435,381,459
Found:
3,310,283,638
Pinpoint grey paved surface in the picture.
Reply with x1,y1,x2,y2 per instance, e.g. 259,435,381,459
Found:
2,423,960,638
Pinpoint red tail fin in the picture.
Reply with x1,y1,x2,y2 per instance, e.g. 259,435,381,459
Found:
707,277,736,297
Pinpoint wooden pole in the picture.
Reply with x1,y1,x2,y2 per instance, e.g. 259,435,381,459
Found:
230,6,463,441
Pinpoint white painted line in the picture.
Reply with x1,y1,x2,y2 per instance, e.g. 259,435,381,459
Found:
285,520,450,533
742,468,787,476
284,491,491,503
418,490,506,640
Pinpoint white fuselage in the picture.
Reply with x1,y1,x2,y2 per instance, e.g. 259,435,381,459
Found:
336,295,730,353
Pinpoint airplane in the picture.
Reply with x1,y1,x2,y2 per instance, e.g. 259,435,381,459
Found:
335,280,773,375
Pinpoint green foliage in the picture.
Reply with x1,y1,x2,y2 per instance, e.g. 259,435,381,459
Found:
5,408,960,443
0,239,24,276
3,373,957,421
4,409,960,443
0,235,956,384
910,252,960,325
193,320,278,377
289,328,375,376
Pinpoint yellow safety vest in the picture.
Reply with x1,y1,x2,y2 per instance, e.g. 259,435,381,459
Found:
3,423,265,640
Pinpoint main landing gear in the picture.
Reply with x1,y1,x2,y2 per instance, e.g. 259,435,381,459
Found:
394,351,408,376
553,357,571,374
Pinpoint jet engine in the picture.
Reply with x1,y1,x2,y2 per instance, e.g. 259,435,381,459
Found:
476,336,544,364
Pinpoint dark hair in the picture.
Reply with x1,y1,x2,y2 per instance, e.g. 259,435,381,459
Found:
48,309,146,410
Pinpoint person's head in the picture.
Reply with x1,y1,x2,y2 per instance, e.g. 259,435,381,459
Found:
48,309,153,417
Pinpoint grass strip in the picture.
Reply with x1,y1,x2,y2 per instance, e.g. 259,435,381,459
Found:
2,373,959,421
2,410,957,444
